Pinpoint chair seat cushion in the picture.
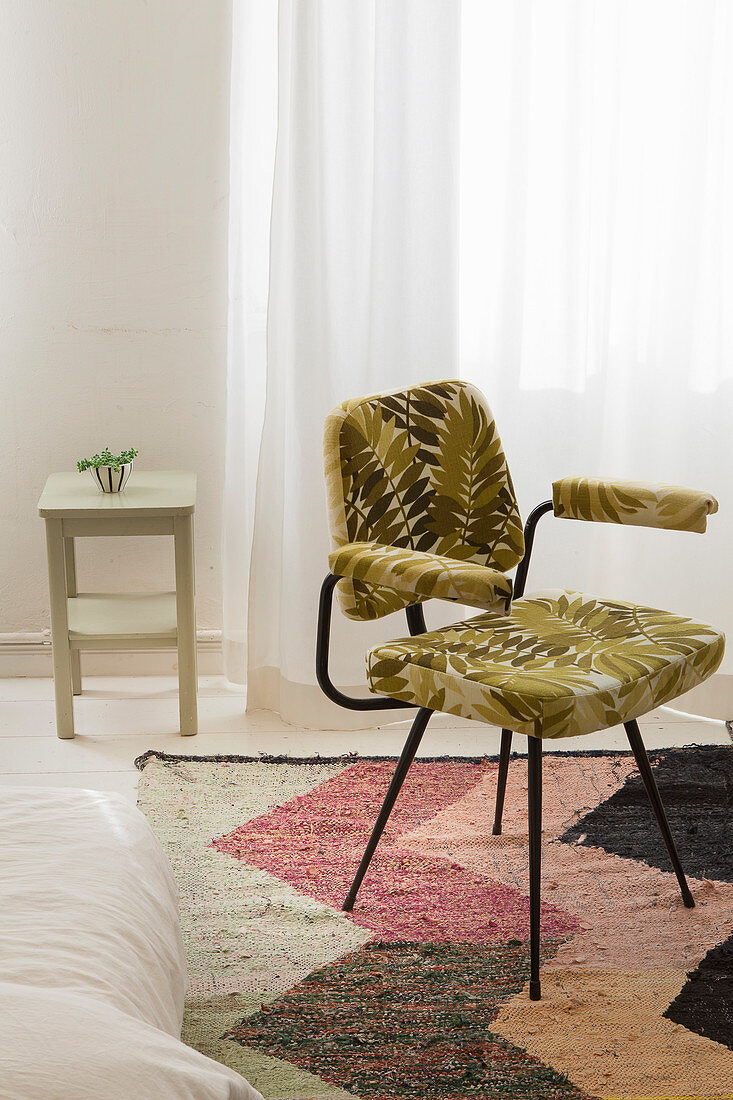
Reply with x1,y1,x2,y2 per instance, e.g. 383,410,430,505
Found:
366,590,725,739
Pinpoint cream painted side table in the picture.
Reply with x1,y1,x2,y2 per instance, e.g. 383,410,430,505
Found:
38,471,197,739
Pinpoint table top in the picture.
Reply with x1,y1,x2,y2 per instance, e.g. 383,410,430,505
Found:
38,471,196,518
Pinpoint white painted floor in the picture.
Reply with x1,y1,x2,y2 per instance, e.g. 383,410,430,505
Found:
0,675,729,805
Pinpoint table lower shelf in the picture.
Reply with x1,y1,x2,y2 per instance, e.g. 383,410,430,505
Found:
67,592,178,647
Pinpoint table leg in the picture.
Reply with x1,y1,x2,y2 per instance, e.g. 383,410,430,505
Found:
45,518,74,739
64,537,82,695
174,515,198,735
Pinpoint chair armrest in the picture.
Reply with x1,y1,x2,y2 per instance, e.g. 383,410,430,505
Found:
328,542,513,614
552,476,718,533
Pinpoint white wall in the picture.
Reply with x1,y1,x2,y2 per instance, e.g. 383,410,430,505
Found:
0,1,232,643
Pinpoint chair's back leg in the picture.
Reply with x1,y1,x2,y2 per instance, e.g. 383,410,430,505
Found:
493,729,513,835
527,734,543,1000
343,707,433,912
624,719,695,908
406,603,427,635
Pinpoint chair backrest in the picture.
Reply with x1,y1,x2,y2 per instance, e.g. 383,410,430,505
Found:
324,379,524,620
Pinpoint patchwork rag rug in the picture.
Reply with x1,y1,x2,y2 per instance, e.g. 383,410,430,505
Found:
136,747,733,1100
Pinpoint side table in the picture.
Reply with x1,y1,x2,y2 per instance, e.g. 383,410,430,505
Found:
38,471,198,739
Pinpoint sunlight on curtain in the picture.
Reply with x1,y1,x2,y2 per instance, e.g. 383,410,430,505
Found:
460,0,733,697
461,0,733,395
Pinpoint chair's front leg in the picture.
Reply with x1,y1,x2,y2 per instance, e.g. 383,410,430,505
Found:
624,719,694,908
493,729,513,835
527,734,543,1000
343,707,433,912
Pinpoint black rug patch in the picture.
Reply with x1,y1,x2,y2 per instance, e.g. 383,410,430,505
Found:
560,745,733,882
664,934,733,1049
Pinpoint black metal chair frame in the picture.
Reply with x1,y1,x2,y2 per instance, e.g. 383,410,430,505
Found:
316,500,694,1000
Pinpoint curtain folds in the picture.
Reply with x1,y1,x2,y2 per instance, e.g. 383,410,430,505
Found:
226,0,733,722
222,0,278,682
231,0,461,723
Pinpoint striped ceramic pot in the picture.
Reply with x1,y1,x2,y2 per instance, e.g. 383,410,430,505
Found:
89,462,133,493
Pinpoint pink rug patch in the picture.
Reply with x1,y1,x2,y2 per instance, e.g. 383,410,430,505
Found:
212,759,580,944
400,756,733,971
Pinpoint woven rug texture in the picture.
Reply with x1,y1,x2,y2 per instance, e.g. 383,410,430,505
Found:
136,747,733,1100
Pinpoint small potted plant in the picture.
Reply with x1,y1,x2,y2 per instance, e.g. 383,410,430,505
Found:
77,447,139,493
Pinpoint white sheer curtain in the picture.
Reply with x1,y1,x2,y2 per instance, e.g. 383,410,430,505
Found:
226,0,461,723
460,0,733,712
226,0,733,720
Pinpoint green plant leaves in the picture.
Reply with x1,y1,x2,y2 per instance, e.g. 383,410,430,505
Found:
77,446,138,473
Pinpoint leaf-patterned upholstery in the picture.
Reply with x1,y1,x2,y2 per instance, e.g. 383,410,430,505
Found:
323,381,524,620
328,541,513,614
366,591,725,740
552,476,719,533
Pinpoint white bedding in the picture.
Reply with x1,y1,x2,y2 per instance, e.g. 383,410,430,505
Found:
0,787,261,1100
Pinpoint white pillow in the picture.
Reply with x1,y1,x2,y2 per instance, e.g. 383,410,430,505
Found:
0,788,262,1100
0,982,262,1100
0,788,185,1033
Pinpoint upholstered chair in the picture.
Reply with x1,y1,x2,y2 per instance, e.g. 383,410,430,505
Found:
317,380,724,1000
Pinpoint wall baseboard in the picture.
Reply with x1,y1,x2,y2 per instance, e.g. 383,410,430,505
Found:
0,630,223,677
1,633,730,723
671,676,733,723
